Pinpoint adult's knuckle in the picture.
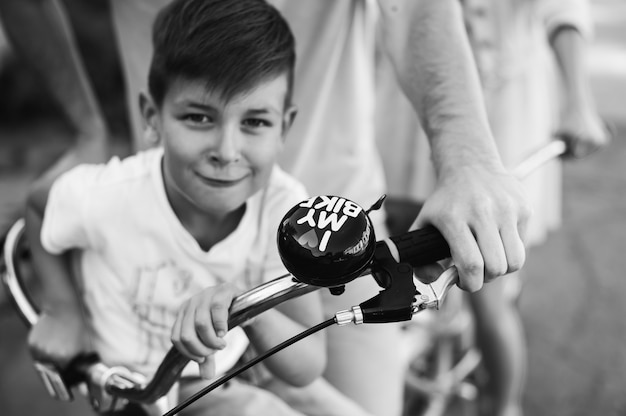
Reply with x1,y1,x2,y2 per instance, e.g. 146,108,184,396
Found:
437,208,459,224
507,252,526,273
486,262,507,279
518,200,533,221
460,275,483,293
470,200,493,221
459,258,484,277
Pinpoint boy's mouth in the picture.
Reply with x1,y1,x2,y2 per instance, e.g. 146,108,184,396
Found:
195,172,248,187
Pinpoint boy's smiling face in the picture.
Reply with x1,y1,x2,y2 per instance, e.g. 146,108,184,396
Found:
142,74,296,219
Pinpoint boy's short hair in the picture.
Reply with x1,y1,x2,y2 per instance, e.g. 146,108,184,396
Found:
148,0,296,107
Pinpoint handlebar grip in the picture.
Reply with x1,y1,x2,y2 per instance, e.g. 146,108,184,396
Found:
388,225,450,266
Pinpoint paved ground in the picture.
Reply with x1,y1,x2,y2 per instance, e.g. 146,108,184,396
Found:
519,3,626,414
1,2,625,415
520,126,626,416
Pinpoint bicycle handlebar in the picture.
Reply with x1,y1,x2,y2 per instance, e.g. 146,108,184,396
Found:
128,135,572,402
389,225,451,267
0,137,574,410
110,225,456,403
0,217,453,405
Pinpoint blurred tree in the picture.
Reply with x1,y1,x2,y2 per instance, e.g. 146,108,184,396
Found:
0,0,127,138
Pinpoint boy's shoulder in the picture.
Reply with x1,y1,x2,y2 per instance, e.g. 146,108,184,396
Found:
266,165,307,198
64,148,162,190
256,166,308,216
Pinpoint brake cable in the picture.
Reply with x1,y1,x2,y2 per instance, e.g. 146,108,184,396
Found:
163,317,336,416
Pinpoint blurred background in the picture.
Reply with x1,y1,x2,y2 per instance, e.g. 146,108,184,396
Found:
0,0,624,415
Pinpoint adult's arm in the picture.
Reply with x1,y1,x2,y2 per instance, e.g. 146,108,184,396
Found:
377,0,531,291
0,0,110,172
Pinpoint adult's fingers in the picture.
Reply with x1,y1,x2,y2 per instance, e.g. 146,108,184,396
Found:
445,225,484,293
414,211,484,292
413,262,445,284
473,220,507,282
500,221,526,276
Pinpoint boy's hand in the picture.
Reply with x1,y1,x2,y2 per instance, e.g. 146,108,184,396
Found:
28,307,89,368
171,283,235,379
413,162,531,292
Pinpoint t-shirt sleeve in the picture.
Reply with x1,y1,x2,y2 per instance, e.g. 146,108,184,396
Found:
541,0,593,40
40,164,104,254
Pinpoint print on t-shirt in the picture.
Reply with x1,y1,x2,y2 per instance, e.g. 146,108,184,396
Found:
132,259,201,366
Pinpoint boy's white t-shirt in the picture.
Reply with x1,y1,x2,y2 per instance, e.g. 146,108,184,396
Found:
40,147,308,378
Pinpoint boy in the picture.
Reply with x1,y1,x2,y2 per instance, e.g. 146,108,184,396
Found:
25,0,326,413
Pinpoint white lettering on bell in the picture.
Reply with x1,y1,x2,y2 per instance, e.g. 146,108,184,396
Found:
333,198,345,213
314,195,337,211
343,200,362,217
317,211,348,231
299,197,317,208
296,208,317,227
319,230,332,252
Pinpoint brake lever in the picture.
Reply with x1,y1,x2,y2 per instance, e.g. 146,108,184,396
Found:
412,266,459,312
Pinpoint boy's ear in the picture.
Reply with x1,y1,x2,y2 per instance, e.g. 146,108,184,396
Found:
139,92,161,146
281,105,298,140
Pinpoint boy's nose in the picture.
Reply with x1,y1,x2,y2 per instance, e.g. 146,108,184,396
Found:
209,128,241,164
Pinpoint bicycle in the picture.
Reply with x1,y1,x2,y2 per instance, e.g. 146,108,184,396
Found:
0,137,582,416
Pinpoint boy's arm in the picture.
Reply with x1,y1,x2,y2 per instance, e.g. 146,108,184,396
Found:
172,283,326,387
25,178,89,367
377,0,531,292
243,292,326,387
0,0,111,169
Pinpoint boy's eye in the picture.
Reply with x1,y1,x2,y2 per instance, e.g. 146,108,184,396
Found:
243,118,272,128
183,114,213,124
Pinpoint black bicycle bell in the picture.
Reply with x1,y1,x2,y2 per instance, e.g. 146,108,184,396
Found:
277,195,377,288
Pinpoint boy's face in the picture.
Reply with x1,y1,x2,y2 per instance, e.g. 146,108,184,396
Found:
142,74,296,217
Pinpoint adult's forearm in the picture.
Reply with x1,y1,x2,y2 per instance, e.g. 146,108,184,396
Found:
378,0,502,177
0,0,107,139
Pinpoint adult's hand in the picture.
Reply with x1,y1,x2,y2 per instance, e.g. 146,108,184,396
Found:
412,162,532,292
